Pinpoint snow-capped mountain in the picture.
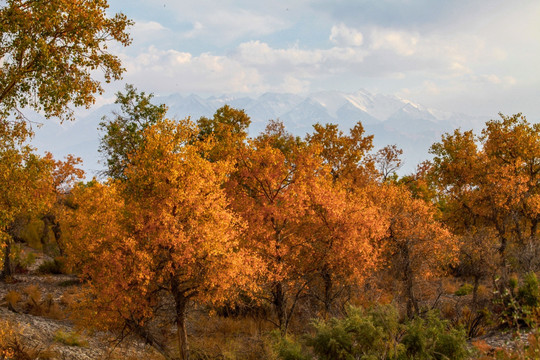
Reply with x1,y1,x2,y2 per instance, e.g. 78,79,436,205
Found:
31,90,490,177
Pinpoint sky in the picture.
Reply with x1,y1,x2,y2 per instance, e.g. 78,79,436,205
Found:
95,0,540,120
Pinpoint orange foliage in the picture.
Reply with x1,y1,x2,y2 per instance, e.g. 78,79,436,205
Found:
65,118,253,359
431,113,540,276
376,184,458,317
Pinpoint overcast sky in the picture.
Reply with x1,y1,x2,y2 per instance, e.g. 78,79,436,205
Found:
98,0,540,120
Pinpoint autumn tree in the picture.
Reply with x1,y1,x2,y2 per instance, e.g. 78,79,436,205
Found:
302,180,386,316
0,121,54,279
0,0,132,121
226,120,323,333
376,184,457,318
39,153,84,255
397,161,438,203
66,118,250,360
456,227,499,307
430,114,540,280
306,122,375,185
99,84,167,179
305,122,385,315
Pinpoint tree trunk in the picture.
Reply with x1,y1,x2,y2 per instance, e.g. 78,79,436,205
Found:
322,266,333,318
405,274,418,319
273,281,288,335
402,244,418,318
1,240,13,280
472,275,479,310
498,235,509,288
42,214,64,255
172,284,189,360
176,299,188,360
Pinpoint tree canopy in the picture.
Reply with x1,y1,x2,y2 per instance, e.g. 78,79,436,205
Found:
0,0,132,121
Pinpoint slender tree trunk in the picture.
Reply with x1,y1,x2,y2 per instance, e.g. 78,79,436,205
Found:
403,244,418,318
41,214,64,256
273,282,288,335
173,291,189,360
1,240,13,280
531,220,538,240
322,266,333,318
51,220,63,256
41,215,52,253
472,275,479,310
405,274,418,319
498,235,509,288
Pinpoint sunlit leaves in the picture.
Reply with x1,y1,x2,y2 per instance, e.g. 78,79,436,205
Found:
0,0,132,121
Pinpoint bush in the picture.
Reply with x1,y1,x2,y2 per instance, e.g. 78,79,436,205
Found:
37,257,66,275
498,272,540,328
454,283,474,296
21,285,64,319
0,319,51,359
10,244,36,273
53,330,88,347
306,305,402,360
517,272,540,308
275,305,469,360
402,311,468,360
4,290,21,312
272,333,308,360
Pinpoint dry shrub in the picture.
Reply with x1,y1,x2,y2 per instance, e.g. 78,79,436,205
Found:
0,320,16,359
472,339,492,355
0,320,54,360
21,285,64,320
190,314,273,360
441,300,488,339
4,290,21,312
442,278,460,295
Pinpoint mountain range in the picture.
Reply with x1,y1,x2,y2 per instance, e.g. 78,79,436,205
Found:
30,89,490,177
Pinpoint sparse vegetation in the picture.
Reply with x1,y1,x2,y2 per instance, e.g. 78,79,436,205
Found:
53,330,88,347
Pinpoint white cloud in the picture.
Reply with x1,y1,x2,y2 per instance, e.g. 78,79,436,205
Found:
370,28,419,56
108,0,540,118
129,20,170,44
234,40,366,69
183,22,204,39
329,24,363,47
166,5,291,43
118,46,261,94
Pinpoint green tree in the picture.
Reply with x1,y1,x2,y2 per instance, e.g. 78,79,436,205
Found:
0,0,132,121
197,105,251,162
99,84,167,179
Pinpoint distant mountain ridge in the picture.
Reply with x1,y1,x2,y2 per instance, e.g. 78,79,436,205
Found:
31,89,490,177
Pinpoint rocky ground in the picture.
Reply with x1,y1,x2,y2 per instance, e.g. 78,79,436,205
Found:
0,247,160,360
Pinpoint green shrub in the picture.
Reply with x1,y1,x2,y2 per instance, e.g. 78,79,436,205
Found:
10,244,36,273
37,257,66,275
275,305,469,360
454,283,474,296
53,330,88,347
272,333,307,360
498,272,540,328
517,272,540,308
21,218,46,250
402,311,468,360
